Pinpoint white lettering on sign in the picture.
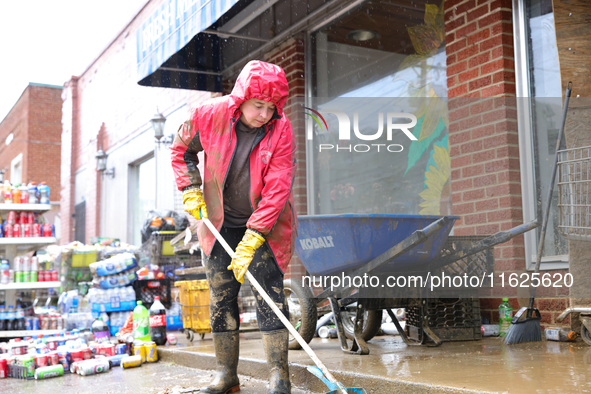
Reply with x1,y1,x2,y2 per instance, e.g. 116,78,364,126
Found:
299,236,335,250
141,2,176,53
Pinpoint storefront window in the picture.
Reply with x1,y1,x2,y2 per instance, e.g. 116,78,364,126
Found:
520,0,568,264
133,156,155,246
308,0,448,215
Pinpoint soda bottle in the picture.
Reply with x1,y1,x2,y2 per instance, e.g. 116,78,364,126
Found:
11,186,20,204
149,296,167,345
15,305,26,330
28,182,38,204
38,182,50,204
92,317,110,343
0,305,6,331
498,298,513,337
132,301,150,341
6,306,15,331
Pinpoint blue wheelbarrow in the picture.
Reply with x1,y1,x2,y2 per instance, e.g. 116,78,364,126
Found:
285,214,538,353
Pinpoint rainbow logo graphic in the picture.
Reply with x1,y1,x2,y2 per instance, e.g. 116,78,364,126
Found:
303,107,328,132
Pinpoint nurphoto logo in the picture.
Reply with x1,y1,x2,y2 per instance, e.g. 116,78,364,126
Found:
303,106,417,153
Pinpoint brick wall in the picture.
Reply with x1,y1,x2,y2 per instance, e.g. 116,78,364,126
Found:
0,83,61,200
445,0,569,327
0,88,29,183
264,36,307,280
26,85,63,196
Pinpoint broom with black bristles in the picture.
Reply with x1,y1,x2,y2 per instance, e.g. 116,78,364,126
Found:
504,82,573,345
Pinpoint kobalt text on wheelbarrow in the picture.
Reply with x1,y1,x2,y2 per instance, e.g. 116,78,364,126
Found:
284,214,539,354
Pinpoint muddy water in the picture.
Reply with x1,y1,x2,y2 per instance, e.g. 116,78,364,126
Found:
182,333,591,393
328,337,591,393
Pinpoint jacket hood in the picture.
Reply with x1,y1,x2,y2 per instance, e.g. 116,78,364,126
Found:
229,60,289,117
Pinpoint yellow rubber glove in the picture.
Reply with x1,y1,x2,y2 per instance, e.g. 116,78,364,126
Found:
227,229,265,283
182,188,208,220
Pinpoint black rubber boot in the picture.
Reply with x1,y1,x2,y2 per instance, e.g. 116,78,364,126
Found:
262,329,291,394
199,330,240,393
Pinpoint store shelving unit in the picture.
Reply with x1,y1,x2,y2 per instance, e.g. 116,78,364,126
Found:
0,330,63,338
0,204,61,338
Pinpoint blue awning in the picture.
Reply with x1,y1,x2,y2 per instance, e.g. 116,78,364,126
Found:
136,0,239,91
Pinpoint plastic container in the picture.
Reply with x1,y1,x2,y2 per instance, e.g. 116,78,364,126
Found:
132,301,150,341
545,327,577,342
498,298,513,337
174,280,211,337
91,317,110,343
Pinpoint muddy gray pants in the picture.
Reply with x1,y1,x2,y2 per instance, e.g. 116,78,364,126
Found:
204,226,289,332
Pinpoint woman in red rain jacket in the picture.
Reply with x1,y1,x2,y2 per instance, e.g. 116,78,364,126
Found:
171,60,297,394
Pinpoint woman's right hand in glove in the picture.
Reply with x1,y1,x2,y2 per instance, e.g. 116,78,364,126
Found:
182,188,208,220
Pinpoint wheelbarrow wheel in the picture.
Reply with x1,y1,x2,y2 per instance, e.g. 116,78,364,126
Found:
341,309,382,342
284,277,317,350
582,324,591,346
186,329,194,342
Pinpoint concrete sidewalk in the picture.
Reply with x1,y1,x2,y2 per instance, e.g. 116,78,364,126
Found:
160,331,591,393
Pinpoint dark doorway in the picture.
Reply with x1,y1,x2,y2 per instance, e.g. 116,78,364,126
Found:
74,201,86,243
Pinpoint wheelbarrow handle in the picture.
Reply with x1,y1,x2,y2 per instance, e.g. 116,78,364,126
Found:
202,218,349,394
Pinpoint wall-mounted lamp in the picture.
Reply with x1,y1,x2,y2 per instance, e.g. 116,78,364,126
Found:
95,148,115,178
151,111,171,145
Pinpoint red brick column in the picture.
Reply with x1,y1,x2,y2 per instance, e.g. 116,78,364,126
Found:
445,0,522,321
60,77,79,245
444,0,570,327
263,36,307,280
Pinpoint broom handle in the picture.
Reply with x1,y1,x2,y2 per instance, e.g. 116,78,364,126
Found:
528,82,573,311
202,218,349,394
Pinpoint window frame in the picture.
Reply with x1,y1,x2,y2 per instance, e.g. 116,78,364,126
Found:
512,0,568,270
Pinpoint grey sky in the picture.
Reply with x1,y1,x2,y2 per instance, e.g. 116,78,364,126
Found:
0,0,148,122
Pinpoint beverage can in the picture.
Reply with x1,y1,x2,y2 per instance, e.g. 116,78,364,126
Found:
23,224,30,237
14,256,22,273
78,359,110,376
43,224,52,237
144,342,158,362
101,343,116,357
70,350,83,362
50,317,57,330
116,344,127,355
81,348,92,360
21,355,36,377
33,223,41,237
7,210,16,225
35,354,48,368
106,354,127,367
70,360,83,374
0,359,7,378
481,324,500,337
28,212,34,224
23,271,31,283
19,211,27,225
121,355,143,369
23,256,30,272
5,223,12,238
166,334,178,345
34,364,64,380
51,271,58,281
57,351,71,370
133,342,146,363
41,316,49,330
13,224,20,238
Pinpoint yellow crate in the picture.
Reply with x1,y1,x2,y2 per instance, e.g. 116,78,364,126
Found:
175,280,211,333
159,231,178,256
71,253,97,267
